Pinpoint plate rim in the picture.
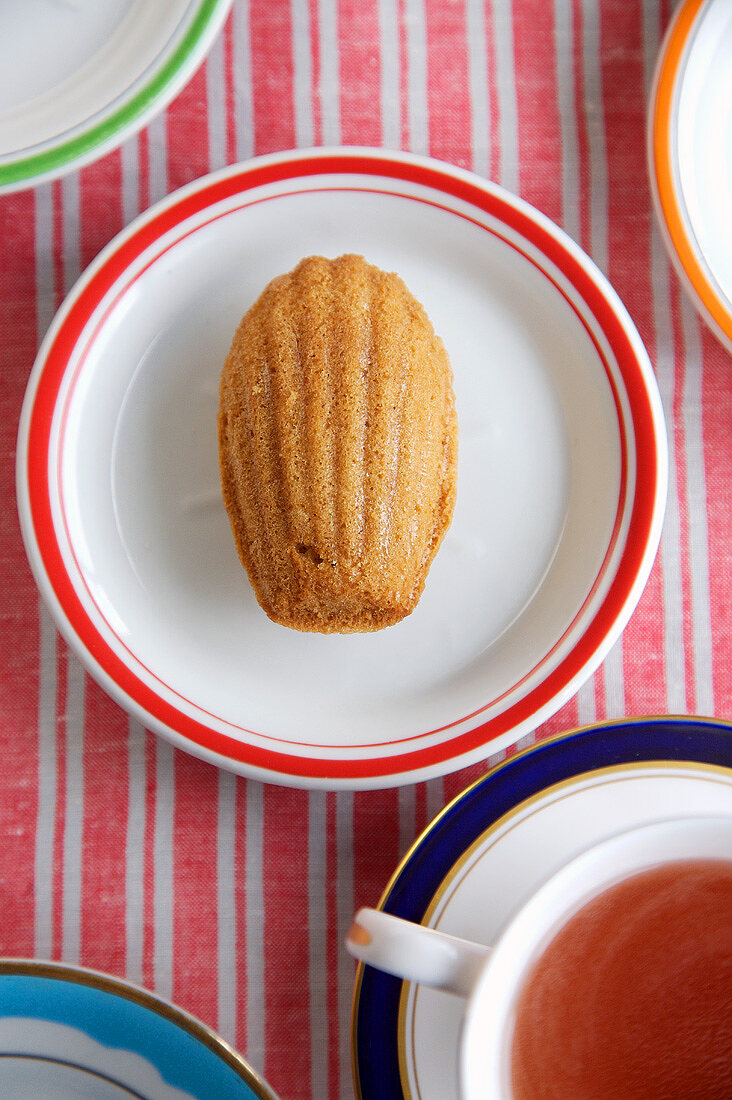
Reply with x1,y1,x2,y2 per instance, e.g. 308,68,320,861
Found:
0,0,234,194
0,957,279,1099
16,147,668,788
647,0,732,353
350,714,732,1099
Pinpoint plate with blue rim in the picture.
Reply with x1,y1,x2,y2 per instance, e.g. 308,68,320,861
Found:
351,716,732,1100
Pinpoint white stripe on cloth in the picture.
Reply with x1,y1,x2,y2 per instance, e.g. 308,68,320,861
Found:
319,0,342,146
233,0,255,162
554,0,581,245
378,0,400,150
207,22,228,171
153,737,175,999
679,296,715,714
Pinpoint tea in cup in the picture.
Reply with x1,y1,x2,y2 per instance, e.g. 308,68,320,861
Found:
347,816,732,1099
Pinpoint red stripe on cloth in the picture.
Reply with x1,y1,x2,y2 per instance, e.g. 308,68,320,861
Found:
398,0,410,150
172,754,220,1024
79,152,124,271
223,10,238,165
309,0,323,146
0,189,38,957
512,1,562,222
325,792,340,1099
234,778,249,1058
442,761,487,808
352,789,401,910
425,0,470,171
701,326,732,715
338,0,381,146
600,0,668,714
52,641,67,961
484,1,501,184
262,785,311,1098
250,0,296,154
138,130,151,215
168,66,211,193
571,0,591,255
52,181,65,312
536,696,581,747
81,682,129,975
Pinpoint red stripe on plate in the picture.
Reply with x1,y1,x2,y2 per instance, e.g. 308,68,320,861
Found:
23,153,662,781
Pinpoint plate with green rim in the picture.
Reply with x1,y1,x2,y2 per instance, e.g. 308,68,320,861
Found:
0,0,233,194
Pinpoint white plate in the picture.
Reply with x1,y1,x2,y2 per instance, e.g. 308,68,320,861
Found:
0,960,277,1098
0,0,233,192
648,0,732,352
351,718,732,1098
16,149,667,789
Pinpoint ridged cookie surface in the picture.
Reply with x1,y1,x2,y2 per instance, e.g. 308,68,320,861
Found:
218,254,457,632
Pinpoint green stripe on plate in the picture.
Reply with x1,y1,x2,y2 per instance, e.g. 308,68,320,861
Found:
0,0,226,188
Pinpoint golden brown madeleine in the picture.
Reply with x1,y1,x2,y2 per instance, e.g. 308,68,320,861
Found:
218,254,457,633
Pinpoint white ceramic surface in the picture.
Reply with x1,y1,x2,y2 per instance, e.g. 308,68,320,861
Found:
0,960,278,1099
350,816,732,1099
17,150,667,788
0,1018,194,1099
649,0,732,351
398,762,732,1100
0,0,233,191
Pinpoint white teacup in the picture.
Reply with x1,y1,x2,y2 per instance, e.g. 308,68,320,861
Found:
346,815,732,1099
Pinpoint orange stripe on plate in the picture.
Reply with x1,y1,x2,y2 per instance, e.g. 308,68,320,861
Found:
651,0,732,347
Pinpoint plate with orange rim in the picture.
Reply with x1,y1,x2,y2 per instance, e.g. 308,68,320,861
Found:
350,717,732,1099
648,0,732,354
16,148,667,789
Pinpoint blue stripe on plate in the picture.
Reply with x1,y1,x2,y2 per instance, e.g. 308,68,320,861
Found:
0,975,258,1099
353,717,732,1099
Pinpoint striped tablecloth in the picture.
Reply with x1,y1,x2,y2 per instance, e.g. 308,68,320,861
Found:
0,2,730,1098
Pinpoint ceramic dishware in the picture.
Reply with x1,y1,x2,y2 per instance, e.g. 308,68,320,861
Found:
648,0,732,352
0,0,233,192
351,716,732,1099
17,149,667,788
348,815,732,1099
0,959,278,1099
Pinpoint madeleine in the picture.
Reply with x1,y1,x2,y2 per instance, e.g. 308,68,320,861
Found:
218,254,457,633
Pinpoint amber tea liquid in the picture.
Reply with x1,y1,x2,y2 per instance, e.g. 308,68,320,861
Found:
510,858,732,1100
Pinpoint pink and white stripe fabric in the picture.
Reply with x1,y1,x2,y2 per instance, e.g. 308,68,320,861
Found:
0,2,729,1098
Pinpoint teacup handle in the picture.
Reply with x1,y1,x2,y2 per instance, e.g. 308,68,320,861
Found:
346,907,491,998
